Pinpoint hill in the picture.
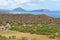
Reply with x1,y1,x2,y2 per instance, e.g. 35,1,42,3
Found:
0,9,11,13
30,9,50,12
0,14,60,23
13,8,26,12
0,8,60,18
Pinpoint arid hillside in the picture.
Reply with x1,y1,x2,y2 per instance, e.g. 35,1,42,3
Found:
0,14,60,23
0,14,60,40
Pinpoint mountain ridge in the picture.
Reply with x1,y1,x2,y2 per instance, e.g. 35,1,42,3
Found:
0,8,60,18
13,7,26,12
0,14,60,23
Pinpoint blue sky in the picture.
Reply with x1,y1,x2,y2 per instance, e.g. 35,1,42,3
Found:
0,0,60,11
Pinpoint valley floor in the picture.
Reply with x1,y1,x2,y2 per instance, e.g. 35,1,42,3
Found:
0,30,59,40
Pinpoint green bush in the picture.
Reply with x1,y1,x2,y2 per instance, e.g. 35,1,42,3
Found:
0,35,9,40
0,20,2,26
31,38,37,40
21,37,28,40
49,34,56,39
10,21,60,35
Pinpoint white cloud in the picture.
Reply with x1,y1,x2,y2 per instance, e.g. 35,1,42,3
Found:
52,0,60,2
0,0,8,6
0,0,29,9
39,0,45,2
0,0,45,9
26,3,37,6
0,0,60,10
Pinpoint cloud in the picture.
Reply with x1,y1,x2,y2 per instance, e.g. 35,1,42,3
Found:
39,0,45,2
52,0,60,2
0,0,46,10
26,3,37,6
0,0,60,10
0,0,30,9
0,0,8,6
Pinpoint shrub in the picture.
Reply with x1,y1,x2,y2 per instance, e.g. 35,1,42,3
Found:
0,20,2,26
9,36,11,39
21,37,28,40
0,35,9,40
12,36,16,39
56,33,60,40
31,38,37,40
49,34,56,39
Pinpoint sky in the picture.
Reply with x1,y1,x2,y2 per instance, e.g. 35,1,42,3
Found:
0,0,60,11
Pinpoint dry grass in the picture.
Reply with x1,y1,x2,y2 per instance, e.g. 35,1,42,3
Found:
0,30,59,40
